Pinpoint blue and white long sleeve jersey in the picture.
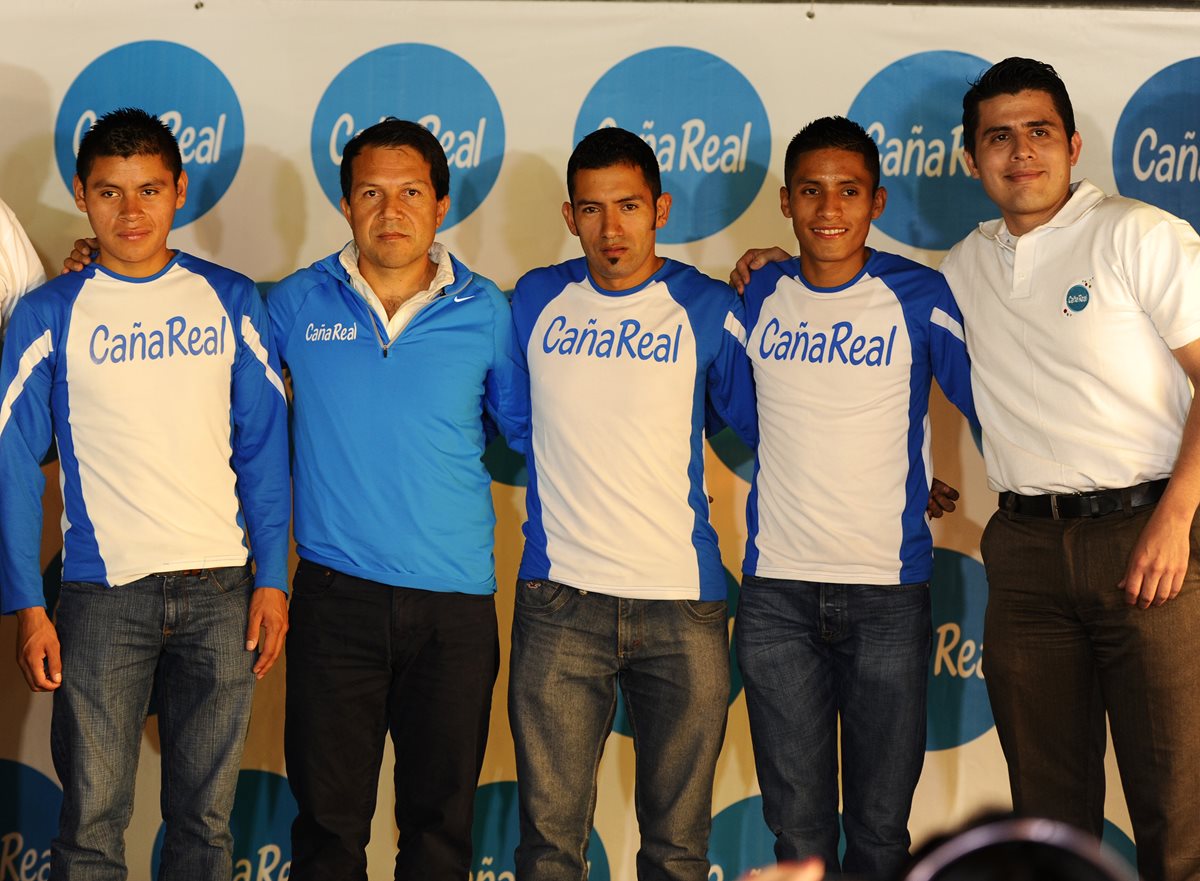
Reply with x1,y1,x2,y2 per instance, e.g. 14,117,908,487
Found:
742,251,976,585
268,248,528,595
513,258,756,601
0,253,290,614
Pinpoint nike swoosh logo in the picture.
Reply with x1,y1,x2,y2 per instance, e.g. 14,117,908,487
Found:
454,295,475,303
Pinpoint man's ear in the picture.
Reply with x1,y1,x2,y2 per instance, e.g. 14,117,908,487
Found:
174,169,189,210
653,193,672,230
964,149,980,179
562,201,579,237
434,194,450,230
73,175,87,213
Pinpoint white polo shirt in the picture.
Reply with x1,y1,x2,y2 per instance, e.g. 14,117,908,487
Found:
0,198,45,341
941,179,1200,495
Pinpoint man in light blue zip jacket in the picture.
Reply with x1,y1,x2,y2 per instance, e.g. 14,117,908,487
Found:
266,118,528,881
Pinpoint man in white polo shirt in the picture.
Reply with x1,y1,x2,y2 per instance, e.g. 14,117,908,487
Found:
0,197,45,345
941,57,1200,881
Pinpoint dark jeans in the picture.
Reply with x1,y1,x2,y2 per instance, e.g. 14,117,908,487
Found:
734,574,931,880
508,580,730,881
51,566,256,881
285,560,500,881
981,505,1200,881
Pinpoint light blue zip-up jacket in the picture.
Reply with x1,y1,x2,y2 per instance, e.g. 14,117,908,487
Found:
268,248,528,594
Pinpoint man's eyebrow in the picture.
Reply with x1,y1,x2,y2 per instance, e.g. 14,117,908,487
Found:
575,194,646,206
981,119,1057,138
794,176,869,186
89,176,171,189
355,178,425,189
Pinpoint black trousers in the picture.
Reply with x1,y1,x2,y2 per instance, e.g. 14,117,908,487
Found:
981,505,1200,881
284,559,500,881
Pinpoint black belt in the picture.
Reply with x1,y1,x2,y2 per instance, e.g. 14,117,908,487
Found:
998,479,1169,520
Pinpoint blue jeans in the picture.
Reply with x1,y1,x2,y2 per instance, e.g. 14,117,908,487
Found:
734,575,931,879
508,580,730,881
50,566,256,881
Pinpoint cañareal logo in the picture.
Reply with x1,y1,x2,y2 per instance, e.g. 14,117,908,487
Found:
311,44,505,230
1113,57,1200,232
0,761,61,881
55,41,244,227
152,771,296,880
927,548,994,750
471,781,609,881
847,51,994,251
574,47,770,244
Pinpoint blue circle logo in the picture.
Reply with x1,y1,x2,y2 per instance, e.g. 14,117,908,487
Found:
848,51,994,251
311,44,504,229
574,47,770,244
152,770,296,879
708,798,846,879
611,568,743,738
1065,284,1091,313
927,547,993,750
1113,57,1200,231
472,781,610,881
484,436,527,487
0,760,62,879
55,41,244,227
707,797,776,880
708,426,754,484
1102,820,1137,872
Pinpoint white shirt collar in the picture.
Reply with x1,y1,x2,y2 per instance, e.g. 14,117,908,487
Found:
338,241,456,340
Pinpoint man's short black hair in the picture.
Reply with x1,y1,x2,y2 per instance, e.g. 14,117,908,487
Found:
962,57,1076,156
567,127,662,203
75,108,182,185
783,116,880,191
340,118,450,201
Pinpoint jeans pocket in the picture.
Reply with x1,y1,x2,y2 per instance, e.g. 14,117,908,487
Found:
207,565,253,595
59,580,99,593
514,579,572,616
292,559,337,598
676,599,727,624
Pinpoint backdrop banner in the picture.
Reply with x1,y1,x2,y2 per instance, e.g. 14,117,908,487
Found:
3,2,1195,877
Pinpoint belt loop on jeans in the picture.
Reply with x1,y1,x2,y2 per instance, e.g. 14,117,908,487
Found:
997,478,1169,520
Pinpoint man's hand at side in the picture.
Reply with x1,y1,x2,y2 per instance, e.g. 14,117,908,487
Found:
1120,337,1200,608
15,606,61,692
928,478,961,519
246,587,288,679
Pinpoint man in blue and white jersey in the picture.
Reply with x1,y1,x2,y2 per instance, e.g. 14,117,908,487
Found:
0,196,46,347
266,119,528,881
508,127,757,881
0,108,289,879
729,117,976,879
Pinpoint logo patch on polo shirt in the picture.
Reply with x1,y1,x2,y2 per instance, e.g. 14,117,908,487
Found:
1063,279,1093,315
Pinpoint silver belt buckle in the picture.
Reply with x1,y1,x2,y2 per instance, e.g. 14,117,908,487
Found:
1050,494,1061,519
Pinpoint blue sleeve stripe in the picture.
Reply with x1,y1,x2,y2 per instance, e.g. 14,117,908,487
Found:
0,329,52,436
240,315,286,399
930,306,966,344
